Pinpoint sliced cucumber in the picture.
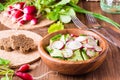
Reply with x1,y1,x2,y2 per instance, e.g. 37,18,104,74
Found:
62,49,73,58
50,49,63,58
86,49,96,57
81,50,89,60
50,34,62,43
67,50,83,61
46,46,53,53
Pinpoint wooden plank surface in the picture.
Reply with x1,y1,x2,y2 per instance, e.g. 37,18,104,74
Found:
0,0,120,80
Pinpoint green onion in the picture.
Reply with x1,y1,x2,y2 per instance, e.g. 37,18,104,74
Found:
69,2,120,29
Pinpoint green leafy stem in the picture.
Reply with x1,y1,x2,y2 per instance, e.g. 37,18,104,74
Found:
69,2,120,29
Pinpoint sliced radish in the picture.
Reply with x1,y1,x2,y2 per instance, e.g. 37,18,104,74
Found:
75,36,87,42
94,46,102,52
23,6,37,14
66,41,82,50
87,38,97,46
62,49,73,58
51,41,64,50
30,18,38,25
86,49,96,57
83,43,94,49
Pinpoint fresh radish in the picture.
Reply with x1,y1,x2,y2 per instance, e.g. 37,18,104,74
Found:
30,18,38,25
13,2,25,9
18,20,26,26
66,41,82,50
15,72,33,80
23,6,37,14
62,49,73,58
75,36,87,42
17,64,30,72
10,9,18,17
13,10,24,18
17,2,25,9
23,14,35,21
94,46,102,52
51,41,64,50
7,6,13,11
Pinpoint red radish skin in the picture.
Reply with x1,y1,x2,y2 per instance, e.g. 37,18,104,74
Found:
18,20,26,26
23,6,37,14
23,14,35,21
14,10,24,18
13,2,25,9
17,64,30,72
15,72,33,80
30,18,38,25
16,2,25,9
70,34,78,37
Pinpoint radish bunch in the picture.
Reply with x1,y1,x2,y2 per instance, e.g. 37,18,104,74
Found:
46,34,102,61
4,2,38,26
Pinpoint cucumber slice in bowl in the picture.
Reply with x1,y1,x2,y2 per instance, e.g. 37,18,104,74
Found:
62,49,73,58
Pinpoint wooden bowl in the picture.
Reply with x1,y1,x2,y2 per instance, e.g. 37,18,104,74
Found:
38,28,109,75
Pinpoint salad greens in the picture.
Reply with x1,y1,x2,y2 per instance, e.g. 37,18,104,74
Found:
48,21,64,33
0,0,120,30
0,58,14,80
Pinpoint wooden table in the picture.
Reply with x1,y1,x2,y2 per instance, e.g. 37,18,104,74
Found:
0,0,120,80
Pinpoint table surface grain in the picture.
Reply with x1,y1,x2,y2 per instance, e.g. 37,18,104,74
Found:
0,0,120,80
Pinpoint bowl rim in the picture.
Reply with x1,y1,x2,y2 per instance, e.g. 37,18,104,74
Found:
38,28,109,64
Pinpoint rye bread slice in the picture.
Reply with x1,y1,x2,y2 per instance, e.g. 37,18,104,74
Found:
0,30,42,68
0,11,54,30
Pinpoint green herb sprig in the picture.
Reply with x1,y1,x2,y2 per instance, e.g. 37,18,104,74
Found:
0,58,14,80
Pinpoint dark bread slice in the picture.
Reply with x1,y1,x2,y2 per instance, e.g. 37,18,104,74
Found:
0,30,42,68
0,37,13,51
10,34,37,53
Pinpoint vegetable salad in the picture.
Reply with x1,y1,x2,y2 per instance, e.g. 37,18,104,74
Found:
46,34,102,61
